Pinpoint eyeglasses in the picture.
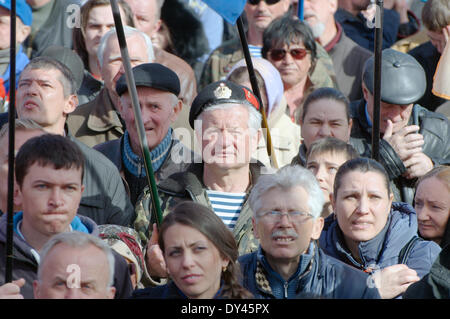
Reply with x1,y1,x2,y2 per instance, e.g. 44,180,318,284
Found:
248,0,281,5
269,48,310,62
258,211,313,223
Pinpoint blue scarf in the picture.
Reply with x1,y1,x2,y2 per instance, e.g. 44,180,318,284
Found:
122,129,173,178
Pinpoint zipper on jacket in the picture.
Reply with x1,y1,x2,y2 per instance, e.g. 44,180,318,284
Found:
284,282,288,299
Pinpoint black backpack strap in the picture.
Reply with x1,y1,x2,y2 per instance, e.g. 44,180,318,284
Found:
398,236,423,264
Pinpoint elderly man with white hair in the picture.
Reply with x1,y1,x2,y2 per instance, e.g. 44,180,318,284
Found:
33,232,116,299
238,164,381,299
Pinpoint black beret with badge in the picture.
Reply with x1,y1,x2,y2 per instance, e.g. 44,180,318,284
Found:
363,48,426,105
189,80,260,128
115,63,180,97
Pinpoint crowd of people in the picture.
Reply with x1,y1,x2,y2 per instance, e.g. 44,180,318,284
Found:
0,0,449,300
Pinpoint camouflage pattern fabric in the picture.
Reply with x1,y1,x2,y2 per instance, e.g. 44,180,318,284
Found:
134,163,262,255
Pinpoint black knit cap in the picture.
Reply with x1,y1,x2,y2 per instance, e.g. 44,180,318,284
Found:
189,80,260,128
116,63,180,97
363,48,426,105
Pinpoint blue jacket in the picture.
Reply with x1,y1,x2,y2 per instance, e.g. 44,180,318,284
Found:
238,242,380,299
319,202,441,296
1,45,29,96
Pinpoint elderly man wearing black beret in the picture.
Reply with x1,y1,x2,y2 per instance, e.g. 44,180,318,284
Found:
136,80,265,286
350,48,450,205
95,63,193,220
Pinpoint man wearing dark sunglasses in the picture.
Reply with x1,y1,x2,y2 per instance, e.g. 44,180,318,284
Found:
199,0,291,89
303,0,372,102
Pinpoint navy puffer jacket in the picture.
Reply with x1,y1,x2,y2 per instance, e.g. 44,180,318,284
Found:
238,243,380,299
319,202,441,290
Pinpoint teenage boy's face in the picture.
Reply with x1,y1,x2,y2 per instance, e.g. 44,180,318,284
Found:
14,163,84,237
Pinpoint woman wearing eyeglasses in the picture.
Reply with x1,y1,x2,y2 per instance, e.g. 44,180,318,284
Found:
262,13,337,124
131,202,253,299
319,157,441,299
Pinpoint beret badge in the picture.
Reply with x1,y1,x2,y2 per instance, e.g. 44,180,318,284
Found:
214,83,232,99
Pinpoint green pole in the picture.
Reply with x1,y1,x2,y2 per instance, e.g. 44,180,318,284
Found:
110,0,163,227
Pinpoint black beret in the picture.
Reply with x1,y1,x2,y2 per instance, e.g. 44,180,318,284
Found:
189,80,260,128
116,63,180,97
363,48,426,105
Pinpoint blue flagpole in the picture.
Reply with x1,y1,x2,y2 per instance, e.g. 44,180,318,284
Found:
298,0,304,21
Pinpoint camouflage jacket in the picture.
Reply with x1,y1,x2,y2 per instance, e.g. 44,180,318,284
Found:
135,162,265,255
199,37,338,91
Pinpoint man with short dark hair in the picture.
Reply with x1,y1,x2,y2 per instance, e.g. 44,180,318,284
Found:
0,134,133,299
4,56,135,226
350,48,450,205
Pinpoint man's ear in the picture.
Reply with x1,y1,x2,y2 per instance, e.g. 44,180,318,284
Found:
311,217,324,240
13,185,22,208
347,118,353,140
329,0,338,13
107,287,116,299
252,217,260,240
362,83,371,102
330,192,336,211
17,25,31,43
32,280,40,299
170,99,183,124
64,94,78,115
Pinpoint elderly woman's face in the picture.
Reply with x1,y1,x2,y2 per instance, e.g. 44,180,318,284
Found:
163,224,229,299
332,171,393,243
267,40,312,88
415,177,450,245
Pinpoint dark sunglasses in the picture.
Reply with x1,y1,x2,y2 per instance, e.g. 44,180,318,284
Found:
248,0,281,5
269,48,309,61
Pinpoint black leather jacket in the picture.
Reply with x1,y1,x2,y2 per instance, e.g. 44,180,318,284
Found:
349,99,450,204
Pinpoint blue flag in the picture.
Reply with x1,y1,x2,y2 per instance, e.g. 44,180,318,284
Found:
202,0,247,25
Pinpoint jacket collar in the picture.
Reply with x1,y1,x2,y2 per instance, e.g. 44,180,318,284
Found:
86,88,124,133
328,202,418,270
254,243,316,297
353,99,418,136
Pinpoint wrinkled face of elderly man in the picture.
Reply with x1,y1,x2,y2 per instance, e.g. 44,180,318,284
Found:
33,242,115,299
197,104,260,170
120,86,181,152
252,185,324,265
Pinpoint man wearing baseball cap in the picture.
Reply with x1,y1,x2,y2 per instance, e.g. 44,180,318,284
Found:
0,0,32,109
137,80,265,286
94,63,193,236
350,48,450,205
